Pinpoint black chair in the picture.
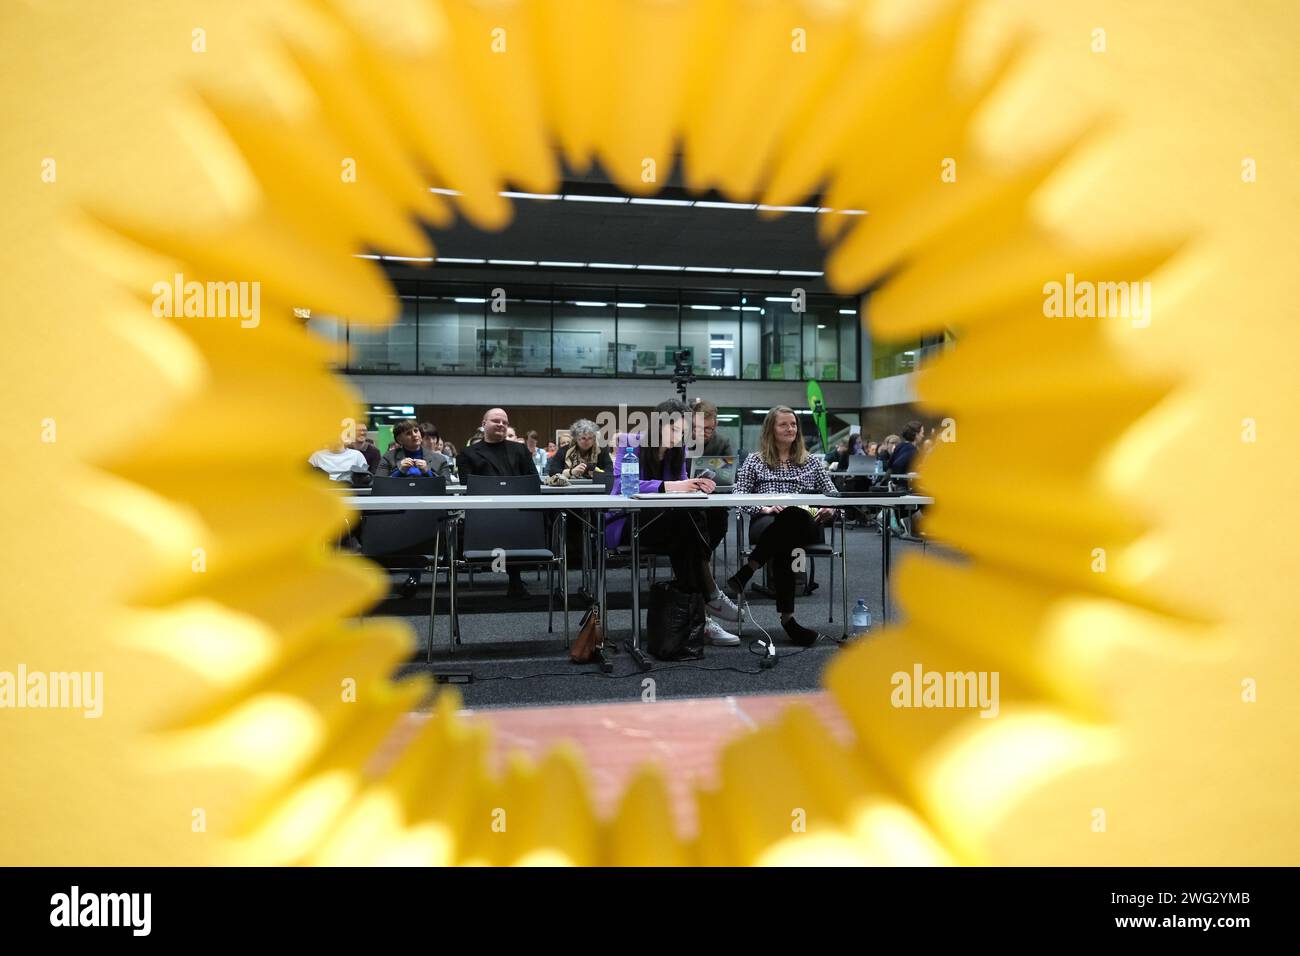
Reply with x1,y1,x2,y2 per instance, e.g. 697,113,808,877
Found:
449,473,567,652
356,476,453,663
733,506,848,638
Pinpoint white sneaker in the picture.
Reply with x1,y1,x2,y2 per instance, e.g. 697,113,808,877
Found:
705,589,743,622
703,617,740,646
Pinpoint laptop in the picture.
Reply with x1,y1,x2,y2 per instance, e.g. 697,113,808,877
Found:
690,454,737,490
371,475,448,496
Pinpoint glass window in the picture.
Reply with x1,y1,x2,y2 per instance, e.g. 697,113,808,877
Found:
617,288,678,377
740,299,762,380
839,302,859,382
757,293,801,380
485,285,552,376
801,294,841,380
305,313,346,368
680,288,740,379
417,283,485,374
348,281,417,372
553,286,615,376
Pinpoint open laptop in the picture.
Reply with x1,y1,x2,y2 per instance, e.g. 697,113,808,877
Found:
690,454,737,491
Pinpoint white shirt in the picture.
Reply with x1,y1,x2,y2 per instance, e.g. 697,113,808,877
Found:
309,448,370,481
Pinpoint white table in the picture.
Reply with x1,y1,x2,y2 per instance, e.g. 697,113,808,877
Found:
347,492,931,653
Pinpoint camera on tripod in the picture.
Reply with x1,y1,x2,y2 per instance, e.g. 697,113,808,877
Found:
671,348,696,401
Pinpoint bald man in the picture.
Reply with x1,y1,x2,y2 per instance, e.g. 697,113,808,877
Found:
455,407,542,599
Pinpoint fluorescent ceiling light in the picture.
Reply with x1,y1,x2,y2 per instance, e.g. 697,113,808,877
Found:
779,269,823,276
573,301,608,307
500,191,561,200
538,260,584,267
637,264,686,271
488,259,536,266
590,262,635,269
837,209,867,215
733,268,779,275
429,187,462,196
354,254,381,259
616,302,646,308
839,309,857,315
817,324,827,329
437,257,486,264
382,255,434,262
756,204,820,213
629,197,694,206
694,200,758,210
454,297,487,304
765,296,797,302
684,266,730,273
563,194,628,204
689,304,722,310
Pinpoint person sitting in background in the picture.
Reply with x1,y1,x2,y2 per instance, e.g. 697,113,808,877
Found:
889,421,924,475
607,399,740,646
691,398,734,456
545,441,558,459
378,419,451,478
548,418,612,478
728,406,840,647
506,425,520,443
877,434,901,473
441,442,459,478
420,423,444,459
525,430,549,476
346,422,381,473
457,407,542,599
825,438,848,469
308,442,371,482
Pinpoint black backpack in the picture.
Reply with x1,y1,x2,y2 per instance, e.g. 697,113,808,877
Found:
646,580,706,661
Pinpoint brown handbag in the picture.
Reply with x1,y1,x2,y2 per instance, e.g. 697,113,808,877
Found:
569,606,605,663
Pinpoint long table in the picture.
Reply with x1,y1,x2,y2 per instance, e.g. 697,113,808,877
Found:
347,492,931,654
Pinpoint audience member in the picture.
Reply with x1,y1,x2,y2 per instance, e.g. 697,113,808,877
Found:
691,398,734,456
378,420,451,478
457,408,542,598
607,399,740,646
346,422,381,473
525,430,548,476
308,442,371,482
548,419,612,478
889,421,924,474
728,406,839,646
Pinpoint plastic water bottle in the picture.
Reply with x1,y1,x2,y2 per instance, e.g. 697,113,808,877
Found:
874,458,884,474
620,442,640,498
852,599,872,635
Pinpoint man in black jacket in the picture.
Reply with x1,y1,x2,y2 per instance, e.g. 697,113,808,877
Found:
889,421,925,475
457,408,540,598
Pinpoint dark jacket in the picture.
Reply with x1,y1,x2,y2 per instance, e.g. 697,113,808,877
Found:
378,446,451,478
889,441,917,474
457,439,539,479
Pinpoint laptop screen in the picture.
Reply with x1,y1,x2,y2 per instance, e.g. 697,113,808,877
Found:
690,455,737,484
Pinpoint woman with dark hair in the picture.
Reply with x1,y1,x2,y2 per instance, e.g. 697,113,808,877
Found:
605,399,740,645
729,406,839,646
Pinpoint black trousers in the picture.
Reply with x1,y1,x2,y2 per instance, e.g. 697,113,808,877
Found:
748,508,823,614
620,507,727,594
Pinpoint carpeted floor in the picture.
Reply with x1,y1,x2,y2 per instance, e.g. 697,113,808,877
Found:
378,524,940,709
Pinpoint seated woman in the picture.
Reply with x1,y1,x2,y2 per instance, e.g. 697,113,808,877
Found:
606,399,740,646
548,418,612,478
728,406,839,646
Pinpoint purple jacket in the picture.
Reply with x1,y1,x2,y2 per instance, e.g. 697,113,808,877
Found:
604,438,687,549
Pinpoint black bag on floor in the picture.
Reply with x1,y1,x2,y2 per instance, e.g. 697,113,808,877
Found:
646,580,706,661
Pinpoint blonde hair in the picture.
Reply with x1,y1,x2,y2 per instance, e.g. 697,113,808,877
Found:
758,406,808,468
